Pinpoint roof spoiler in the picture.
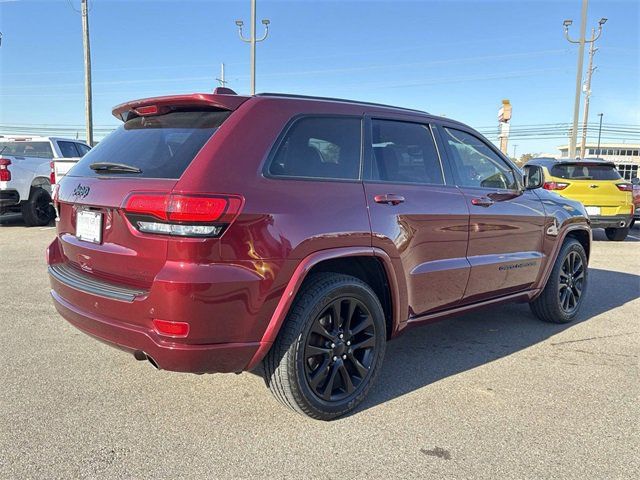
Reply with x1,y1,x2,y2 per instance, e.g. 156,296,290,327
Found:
112,91,249,122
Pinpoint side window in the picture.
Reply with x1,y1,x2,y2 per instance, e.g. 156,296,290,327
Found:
75,143,91,156
371,119,444,185
268,117,361,180
442,127,517,189
57,141,80,158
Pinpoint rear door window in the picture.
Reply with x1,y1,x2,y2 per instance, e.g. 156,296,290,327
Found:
370,119,444,185
267,116,362,180
551,163,622,180
75,143,91,156
0,141,53,158
57,141,81,158
69,110,230,179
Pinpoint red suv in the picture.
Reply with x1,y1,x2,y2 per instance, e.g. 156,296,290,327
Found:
47,90,591,419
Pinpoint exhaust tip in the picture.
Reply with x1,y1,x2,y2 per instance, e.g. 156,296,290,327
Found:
620,221,627,227
133,350,147,361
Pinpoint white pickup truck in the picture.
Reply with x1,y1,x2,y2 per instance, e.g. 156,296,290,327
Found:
0,136,91,226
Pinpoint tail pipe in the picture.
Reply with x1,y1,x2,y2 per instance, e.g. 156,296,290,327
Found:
133,350,159,369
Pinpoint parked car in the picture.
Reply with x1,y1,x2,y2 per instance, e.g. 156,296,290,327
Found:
47,90,591,420
0,136,91,225
631,177,640,228
526,158,634,241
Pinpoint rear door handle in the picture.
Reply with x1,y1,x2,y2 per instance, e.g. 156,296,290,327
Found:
374,194,405,206
471,196,494,207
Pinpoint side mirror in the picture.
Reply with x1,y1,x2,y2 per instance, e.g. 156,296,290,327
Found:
523,165,544,190
631,177,640,186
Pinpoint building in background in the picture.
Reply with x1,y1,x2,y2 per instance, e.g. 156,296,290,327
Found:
557,143,640,180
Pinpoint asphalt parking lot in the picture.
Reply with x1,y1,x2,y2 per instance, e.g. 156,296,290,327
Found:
1,214,638,479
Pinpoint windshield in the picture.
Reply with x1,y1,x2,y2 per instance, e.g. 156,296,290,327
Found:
551,163,622,181
0,141,53,158
69,110,231,179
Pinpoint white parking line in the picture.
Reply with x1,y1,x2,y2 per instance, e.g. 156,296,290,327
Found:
39,227,55,231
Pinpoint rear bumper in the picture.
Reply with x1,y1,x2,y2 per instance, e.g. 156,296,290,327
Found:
0,189,20,208
46,237,274,374
589,214,633,229
50,290,260,373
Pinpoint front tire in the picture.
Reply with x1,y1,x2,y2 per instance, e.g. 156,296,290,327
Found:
530,238,588,323
605,227,629,241
263,273,386,420
21,187,54,227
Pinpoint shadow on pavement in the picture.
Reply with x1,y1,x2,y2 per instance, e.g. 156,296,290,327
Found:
356,267,639,415
0,213,54,227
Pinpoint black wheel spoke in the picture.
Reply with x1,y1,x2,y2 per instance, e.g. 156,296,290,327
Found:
349,316,373,337
308,358,330,389
338,363,355,394
348,354,369,377
311,322,333,341
306,344,330,358
352,334,375,351
321,363,340,400
343,299,357,333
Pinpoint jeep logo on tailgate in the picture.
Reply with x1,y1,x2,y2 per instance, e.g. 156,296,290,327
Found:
72,184,90,199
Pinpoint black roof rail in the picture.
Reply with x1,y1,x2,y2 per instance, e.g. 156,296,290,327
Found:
255,92,429,114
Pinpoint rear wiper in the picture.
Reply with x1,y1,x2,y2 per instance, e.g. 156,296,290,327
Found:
90,162,142,173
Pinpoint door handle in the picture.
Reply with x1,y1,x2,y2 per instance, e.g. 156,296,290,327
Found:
374,194,405,206
471,196,494,207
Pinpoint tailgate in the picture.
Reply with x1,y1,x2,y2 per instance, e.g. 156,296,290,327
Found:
56,177,177,288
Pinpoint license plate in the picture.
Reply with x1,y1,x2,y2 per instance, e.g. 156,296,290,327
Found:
76,210,103,244
585,206,600,216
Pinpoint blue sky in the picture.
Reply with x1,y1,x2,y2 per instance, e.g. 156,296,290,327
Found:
1,0,638,155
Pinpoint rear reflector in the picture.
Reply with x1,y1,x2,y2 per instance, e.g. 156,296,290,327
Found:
123,192,243,237
152,319,189,338
50,161,56,185
543,181,569,191
0,158,11,182
616,183,633,192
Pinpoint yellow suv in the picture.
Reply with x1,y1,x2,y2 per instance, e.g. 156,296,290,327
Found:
526,158,634,241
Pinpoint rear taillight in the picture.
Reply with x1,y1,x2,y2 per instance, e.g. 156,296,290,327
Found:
616,183,633,192
152,319,189,338
543,181,569,191
123,192,243,237
49,161,56,185
0,158,11,182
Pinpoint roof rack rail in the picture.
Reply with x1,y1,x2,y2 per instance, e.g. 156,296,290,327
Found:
256,92,428,114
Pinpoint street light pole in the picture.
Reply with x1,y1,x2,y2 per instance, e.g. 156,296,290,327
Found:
513,144,518,160
81,0,93,146
580,30,598,158
236,0,270,95
563,3,606,159
596,113,604,156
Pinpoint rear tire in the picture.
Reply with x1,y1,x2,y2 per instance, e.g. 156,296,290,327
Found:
263,273,386,420
21,187,54,227
530,238,587,324
604,227,629,241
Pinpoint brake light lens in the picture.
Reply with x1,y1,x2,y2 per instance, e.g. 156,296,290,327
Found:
50,161,56,185
152,319,189,338
543,181,569,191
123,192,243,237
0,158,11,182
134,105,159,116
616,183,633,192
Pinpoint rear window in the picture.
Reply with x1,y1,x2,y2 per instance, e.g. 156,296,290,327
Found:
551,163,622,180
0,141,53,158
69,110,230,179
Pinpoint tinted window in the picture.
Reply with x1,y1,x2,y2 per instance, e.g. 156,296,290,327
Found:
0,141,53,158
551,163,622,180
76,143,91,156
57,141,80,158
268,117,361,180
443,128,517,189
70,110,230,179
371,120,443,185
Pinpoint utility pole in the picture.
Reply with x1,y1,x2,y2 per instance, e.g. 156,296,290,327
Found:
498,99,512,155
216,63,228,87
81,0,93,146
236,0,270,95
596,113,604,156
563,3,606,159
513,144,518,160
580,28,599,157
